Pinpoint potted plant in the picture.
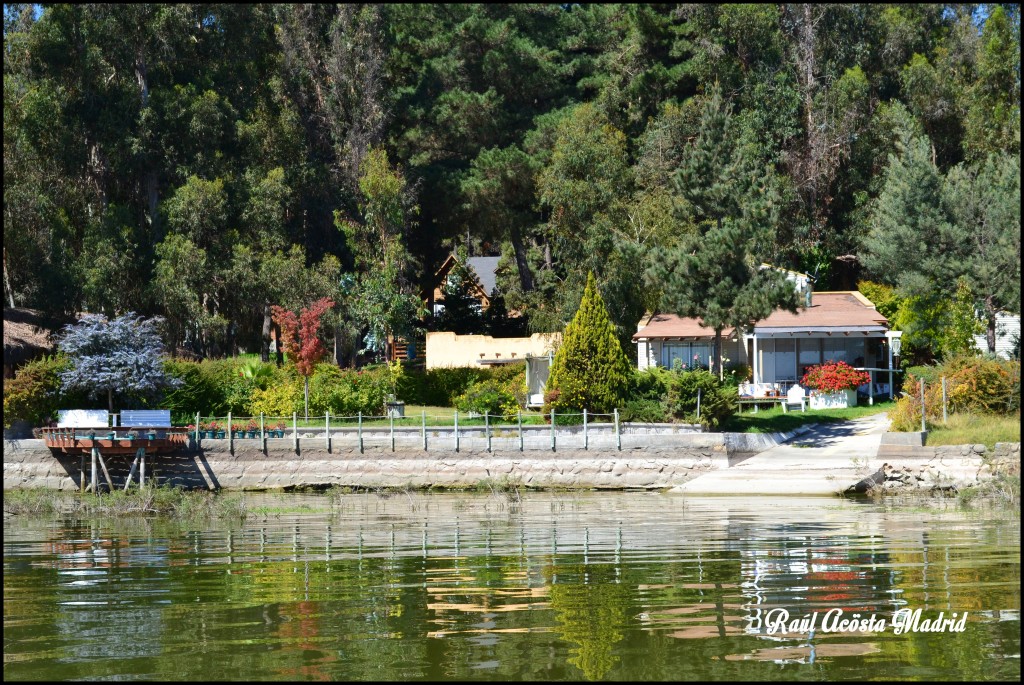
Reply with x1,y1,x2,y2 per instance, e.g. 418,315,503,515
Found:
198,421,211,439
125,430,139,442
107,428,117,441
186,423,196,437
801,361,872,410
146,428,158,440
274,421,286,438
246,419,259,438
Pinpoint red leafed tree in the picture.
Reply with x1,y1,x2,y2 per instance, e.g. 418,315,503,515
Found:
271,297,334,418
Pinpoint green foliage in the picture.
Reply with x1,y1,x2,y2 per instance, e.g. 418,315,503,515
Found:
3,2,1019,370
161,359,225,424
648,85,799,375
619,399,668,423
398,362,526,409
307,364,388,416
454,380,518,419
2,354,81,427
248,375,304,417
662,369,737,429
545,273,633,414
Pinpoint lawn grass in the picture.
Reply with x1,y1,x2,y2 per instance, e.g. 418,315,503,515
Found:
925,411,1020,450
719,400,895,434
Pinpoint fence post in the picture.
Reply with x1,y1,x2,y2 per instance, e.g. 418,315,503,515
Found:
454,410,459,452
293,412,298,453
390,413,395,452
696,389,701,423
920,380,926,433
194,412,200,447
260,413,265,451
518,410,523,452
941,376,948,424
422,410,427,451
550,410,556,452
91,446,98,496
326,411,331,452
485,411,491,452
228,411,232,453
358,411,363,453
614,408,621,451
583,408,588,450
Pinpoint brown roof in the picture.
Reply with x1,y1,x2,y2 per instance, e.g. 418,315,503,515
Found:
633,292,888,341
631,313,736,340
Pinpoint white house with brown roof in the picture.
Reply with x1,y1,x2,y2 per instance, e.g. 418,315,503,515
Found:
633,291,902,398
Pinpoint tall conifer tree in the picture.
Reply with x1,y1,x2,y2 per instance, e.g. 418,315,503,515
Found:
649,85,798,379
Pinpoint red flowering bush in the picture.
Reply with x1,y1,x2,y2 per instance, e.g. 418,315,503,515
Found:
801,361,871,393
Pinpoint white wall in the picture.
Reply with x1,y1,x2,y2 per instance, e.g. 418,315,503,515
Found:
974,313,1020,359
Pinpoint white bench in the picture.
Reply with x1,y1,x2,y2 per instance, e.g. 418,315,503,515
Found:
57,409,110,427
119,410,172,427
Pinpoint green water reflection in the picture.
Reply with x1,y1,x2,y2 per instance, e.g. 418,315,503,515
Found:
2,492,1020,681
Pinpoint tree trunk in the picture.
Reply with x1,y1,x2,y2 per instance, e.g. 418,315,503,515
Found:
714,327,724,381
304,376,309,421
108,387,113,414
273,321,284,366
510,229,534,292
985,296,997,354
261,303,272,363
3,248,15,307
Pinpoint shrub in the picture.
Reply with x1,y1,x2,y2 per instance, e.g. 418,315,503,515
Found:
400,367,486,406
3,354,86,427
398,363,527,408
893,355,1020,430
632,367,670,402
887,392,923,432
455,380,518,418
620,399,667,423
307,364,388,416
248,374,303,417
162,359,224,423
940,354,1018,414
723,362,751,388
663,369,737,429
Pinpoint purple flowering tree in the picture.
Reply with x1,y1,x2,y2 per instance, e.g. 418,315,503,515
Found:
57,313,179,412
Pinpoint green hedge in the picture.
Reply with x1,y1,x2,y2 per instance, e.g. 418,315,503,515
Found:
398,362,526,407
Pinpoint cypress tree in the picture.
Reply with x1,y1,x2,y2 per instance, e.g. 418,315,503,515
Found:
545,272,633,414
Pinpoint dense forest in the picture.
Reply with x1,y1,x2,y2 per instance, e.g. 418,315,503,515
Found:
3,4,1020,364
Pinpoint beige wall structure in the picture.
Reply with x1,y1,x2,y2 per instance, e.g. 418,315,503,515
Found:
426,332,561,369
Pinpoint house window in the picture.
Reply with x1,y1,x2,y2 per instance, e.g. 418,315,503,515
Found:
823,338,847,364
774,339,796,381
663,343,689,369
798,338,822,377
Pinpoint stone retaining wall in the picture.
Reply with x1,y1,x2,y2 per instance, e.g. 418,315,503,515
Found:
868,442,1020,493
3,437,726,491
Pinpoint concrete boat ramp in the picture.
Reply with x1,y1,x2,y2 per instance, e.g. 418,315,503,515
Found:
673,413,894,496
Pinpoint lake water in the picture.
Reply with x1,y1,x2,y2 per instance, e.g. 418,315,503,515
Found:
3,492,1020,681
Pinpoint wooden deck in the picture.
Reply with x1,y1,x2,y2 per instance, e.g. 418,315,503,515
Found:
37,427,191,454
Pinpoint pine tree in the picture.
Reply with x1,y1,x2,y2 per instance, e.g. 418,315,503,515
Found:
650,85,799,378
545,272,633,414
